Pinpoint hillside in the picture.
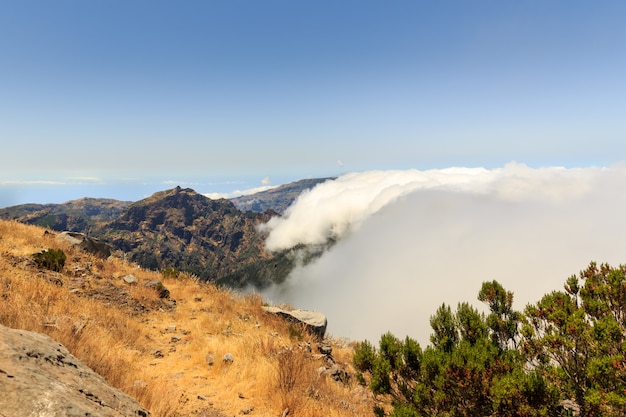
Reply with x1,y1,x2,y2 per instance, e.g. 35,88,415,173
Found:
0,219,375,416
0,197,131,233
95,186,287,285
0,181,332,287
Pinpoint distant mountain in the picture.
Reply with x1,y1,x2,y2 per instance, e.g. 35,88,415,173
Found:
95,186,294,286
231,177,334,213
0,178,334,287
0,198,131,233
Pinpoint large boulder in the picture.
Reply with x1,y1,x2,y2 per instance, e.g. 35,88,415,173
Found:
0,324,149,416
263,306,327,339
56,231,113,258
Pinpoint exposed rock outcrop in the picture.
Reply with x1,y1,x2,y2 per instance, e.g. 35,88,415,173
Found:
0,324,149,416
263,306,327,339
57,231,113,258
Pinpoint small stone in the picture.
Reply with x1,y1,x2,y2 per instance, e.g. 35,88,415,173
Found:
165,325,177,333
123,274,138,285
198,395,207,400
170,336,181,343
317,344,332,356
223,353,234,364
150,349,163,358
241,405,254,415
238,392,245,399
144,279,170,298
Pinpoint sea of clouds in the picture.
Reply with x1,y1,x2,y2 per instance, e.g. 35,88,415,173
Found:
259,163,626,345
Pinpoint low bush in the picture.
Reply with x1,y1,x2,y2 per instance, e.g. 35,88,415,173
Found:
33,248,66,272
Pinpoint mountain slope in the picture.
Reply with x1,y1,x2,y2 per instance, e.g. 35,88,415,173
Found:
97,186,288,286
0,197,131,232
0,219,375,416
0,179,334,287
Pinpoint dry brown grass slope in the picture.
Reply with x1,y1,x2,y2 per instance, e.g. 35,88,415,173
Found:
0,219,375,416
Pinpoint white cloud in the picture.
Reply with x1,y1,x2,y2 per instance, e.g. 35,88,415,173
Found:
0,180,65,185
261,176,271,186
66,176,102,183
260,164,626,345
203,185,278,200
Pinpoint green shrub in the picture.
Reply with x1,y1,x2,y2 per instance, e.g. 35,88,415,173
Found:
353,340,376,372
373,406,386,417
287,324,303,340
161,267,180,279
33,248,66,272
356,372,367,386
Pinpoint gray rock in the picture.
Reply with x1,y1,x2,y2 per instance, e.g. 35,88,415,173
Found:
56,231,113,258
327,364,350,384
0,324,149,416
263,306,327,339
317,344,332,356
123,274,138,285
144,279,170,299
223,353,234,364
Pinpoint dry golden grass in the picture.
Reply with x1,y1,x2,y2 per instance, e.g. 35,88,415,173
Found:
0,219,376,416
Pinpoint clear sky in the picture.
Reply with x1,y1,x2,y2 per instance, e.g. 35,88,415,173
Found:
2,1,626,206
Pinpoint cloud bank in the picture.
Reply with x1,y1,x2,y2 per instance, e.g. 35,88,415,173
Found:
260,163,626,345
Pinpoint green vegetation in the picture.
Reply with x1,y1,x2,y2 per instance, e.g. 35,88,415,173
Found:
356,262,626,417
32,248,66,272
160,267,180,279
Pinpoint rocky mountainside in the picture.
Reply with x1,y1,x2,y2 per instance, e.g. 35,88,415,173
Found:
0,179,332,287
231,177,333,213
95,186,294,287
0,197,131,233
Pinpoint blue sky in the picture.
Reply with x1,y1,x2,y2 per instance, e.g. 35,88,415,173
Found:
2,1,626,206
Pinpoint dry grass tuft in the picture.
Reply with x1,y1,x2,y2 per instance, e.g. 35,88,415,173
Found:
0,220,376,416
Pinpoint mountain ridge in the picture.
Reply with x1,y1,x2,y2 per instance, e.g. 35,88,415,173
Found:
97,186,280,284
0,179,330,287
231,177,334,213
